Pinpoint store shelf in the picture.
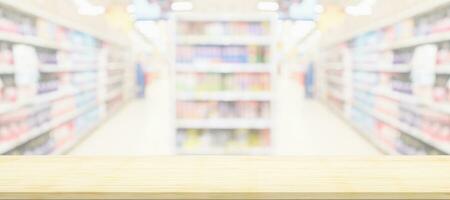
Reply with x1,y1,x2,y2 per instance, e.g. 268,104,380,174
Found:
0,84,97,115
351,122,399,155
176,91,271,101
352,32,450,53
327,76,345,86
0,0,127,47
106,89,123,101
50,100,127,155
353,84,450,114
323,62,344,70
50,123,96,155
2,65,99,73
177,36,272,45
176,63,271,73
0,103,98,154
106,76,123,85
353,64,411,72
386,32,450,50
174,14,275,154
353,103,450,154
324,0,450,47
108,63,127,70
326,102,398,155
0,1,134,156
350,64,450,74
0,31,69,50
39,65,98,72
0,65,15,74
177,119,270,129
327,90,346,102
435,66,450,74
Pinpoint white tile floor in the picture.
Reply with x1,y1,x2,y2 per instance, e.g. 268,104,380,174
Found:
272,75,380,155
70,77,174,155
70,73,381,156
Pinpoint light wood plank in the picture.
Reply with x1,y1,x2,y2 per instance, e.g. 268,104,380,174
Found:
0,156,449,199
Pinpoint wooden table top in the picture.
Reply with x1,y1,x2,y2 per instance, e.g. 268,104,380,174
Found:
0,156,449,199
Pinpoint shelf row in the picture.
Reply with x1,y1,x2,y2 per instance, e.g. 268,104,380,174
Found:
0,31,72,51
324,102,399,155
177,36,272,45
173,14,275,154
0,84,96,114
176,91,271,101
324,84,450,154
352,102,450,154
176,119,270,129
0,102,96,154
0,88,130,154
324,95,448,155
353,84,450,114
0,77,127,115
175,63,271,73
176,128,270,155
323,62,450,74
353,31,450,52
320,0,450,155
0,65,126,74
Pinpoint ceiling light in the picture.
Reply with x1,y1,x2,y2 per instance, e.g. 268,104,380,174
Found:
257,1,279,11
171,1,193,11
345,0,376,16
127,4,136,13
77,6,105,16
73,0,105,16
345,6,372,16
314,5,324,13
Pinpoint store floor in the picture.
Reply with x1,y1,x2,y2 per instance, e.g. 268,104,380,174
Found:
69,73,381,156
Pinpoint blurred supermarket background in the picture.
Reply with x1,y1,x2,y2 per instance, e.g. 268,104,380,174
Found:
0,0,449,155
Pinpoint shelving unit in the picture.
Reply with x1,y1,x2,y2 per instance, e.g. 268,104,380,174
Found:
320,1,450,155
0,2,134,155
172,14,276,154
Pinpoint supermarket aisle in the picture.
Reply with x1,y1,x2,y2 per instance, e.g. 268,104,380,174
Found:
272,74,381,155
70,73,380,155
70,75,173,155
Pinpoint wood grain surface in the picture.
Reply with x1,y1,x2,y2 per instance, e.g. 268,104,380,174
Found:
0,156,449,199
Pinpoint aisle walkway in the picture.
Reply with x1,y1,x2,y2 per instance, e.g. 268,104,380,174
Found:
70,78,173,155
70,74,380,155
272,75,380,155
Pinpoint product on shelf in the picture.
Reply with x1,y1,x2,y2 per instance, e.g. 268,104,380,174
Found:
350,106,446,155
177,72,270,92
177,101,270,119
37,73,58,94
0,74,16,103
321,2,450,155
177,21,270,36
351,88,450,154
390,73,413,95
0,3,131,155
0,89,97,147
393,49,413,65
5,107,100,155
176,128,270,153
37,48,57,65
174,16,274,154
0,6,36,36
0,42,14,66
176,45,267,64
